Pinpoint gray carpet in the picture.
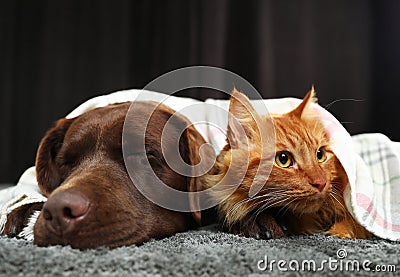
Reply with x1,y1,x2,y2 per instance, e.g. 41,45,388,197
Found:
1,183,399,276
0,227,399,276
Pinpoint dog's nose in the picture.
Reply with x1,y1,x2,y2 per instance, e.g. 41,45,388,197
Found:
42,191,90,235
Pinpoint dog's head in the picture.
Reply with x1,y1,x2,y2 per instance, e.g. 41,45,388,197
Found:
34,101,205,249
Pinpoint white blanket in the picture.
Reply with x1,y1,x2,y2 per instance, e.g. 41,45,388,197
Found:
1,89,399,241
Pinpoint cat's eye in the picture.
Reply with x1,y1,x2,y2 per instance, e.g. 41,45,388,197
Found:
316,148,327,163
275,151,293,168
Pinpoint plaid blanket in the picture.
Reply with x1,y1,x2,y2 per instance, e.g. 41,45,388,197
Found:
350,134,400,240
298,102,400,241
1,89,399,241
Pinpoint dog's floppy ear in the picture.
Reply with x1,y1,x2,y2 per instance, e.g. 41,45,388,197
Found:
35,118,74,196
181,124,209,225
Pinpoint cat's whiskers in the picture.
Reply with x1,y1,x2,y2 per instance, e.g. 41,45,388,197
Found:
237,189,287,207
330,190,360,234
229,193,289,222
327,194,340,226
329,189,347,226
248,189,288,201
330,188,346,211
224,197,262,225
274,197,299,217
256,195,292,211
226,198,253,221
256,189,290,202
227,190,289,220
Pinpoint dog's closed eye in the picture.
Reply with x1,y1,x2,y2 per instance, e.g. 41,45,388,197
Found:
55,153,80,169
146,150,163,169
124,150,163,172
56,157,74,167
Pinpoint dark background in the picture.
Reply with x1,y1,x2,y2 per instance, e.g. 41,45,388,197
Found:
1,0,400,183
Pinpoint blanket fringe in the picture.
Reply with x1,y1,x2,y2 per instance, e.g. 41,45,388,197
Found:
18,210,41,241
0,194,47,236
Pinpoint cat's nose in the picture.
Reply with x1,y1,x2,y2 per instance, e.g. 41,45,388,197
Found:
310,181,326,192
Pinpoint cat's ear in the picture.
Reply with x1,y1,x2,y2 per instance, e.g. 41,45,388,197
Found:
227,88,260,148
290,85,318,118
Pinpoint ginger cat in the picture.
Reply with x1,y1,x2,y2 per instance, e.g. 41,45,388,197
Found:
205,88,372,239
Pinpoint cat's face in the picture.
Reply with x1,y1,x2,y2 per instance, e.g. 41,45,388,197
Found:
217,88,347,220
265,108,346,213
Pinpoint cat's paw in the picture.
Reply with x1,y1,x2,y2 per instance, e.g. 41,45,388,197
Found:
256,212,285,239
326,219,373,239
325,228,355,239
231,212,285,239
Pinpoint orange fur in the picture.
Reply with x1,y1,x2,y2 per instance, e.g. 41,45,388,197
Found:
205,88,372,239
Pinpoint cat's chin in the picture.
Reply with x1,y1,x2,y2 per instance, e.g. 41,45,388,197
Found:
290,193,329,213
296,203,323,214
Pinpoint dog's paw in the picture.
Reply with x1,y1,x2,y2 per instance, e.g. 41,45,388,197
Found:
4,202,44,238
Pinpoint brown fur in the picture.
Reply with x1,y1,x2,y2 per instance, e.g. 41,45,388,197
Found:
5,101,206,249
205,88,372,239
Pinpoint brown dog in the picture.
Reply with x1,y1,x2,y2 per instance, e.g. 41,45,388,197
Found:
4,101,205,249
